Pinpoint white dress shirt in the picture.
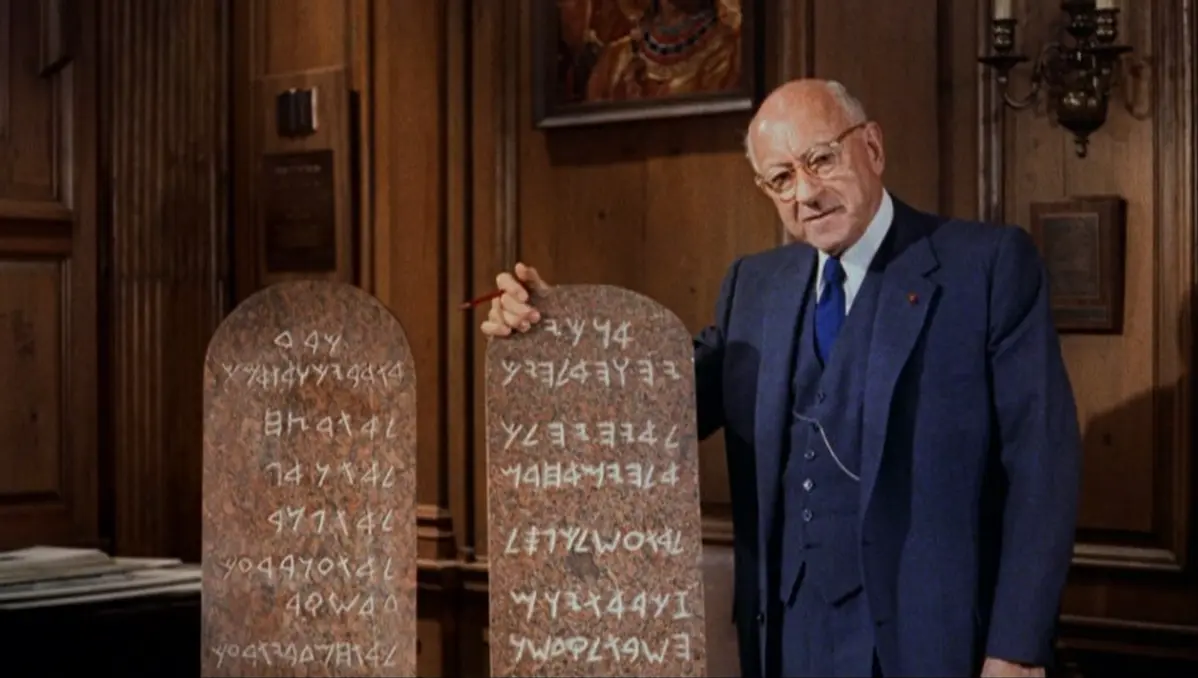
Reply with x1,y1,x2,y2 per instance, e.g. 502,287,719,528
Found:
815,190,895,312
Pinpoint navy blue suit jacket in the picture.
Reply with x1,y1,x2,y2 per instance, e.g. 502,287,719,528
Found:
694,199,1081,677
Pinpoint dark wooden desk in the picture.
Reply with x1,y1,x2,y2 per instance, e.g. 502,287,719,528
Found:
0,589,199,676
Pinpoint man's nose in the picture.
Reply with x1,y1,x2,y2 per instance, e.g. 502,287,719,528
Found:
794,172,821,202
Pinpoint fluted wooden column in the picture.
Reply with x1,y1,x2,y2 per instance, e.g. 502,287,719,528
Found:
99,0,229,559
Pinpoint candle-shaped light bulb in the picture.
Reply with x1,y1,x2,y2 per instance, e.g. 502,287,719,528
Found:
1096,0,1117,9
994,0,1012,19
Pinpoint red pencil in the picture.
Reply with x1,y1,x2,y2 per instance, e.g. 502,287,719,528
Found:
458,289,505,310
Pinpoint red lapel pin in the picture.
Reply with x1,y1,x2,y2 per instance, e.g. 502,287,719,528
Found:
907,292,919,305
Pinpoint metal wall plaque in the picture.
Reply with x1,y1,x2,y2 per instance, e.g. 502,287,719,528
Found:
261,150,337,273
1029,195,1127,334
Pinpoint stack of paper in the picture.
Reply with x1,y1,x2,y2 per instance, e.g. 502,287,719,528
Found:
0,546,200,610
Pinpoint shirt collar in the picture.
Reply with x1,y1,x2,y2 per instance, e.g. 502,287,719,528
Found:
816,190,894,309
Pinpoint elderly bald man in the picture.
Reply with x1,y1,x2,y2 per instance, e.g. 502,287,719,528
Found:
481,79,1080,678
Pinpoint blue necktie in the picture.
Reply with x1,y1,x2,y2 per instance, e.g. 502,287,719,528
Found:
815,257,846,364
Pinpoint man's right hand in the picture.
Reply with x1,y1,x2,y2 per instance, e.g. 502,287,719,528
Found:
480,262,549,337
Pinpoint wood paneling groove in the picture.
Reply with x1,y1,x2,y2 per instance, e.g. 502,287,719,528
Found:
229,0,256,304
445,0,476,561
499,0,520,272
349,0,374,293
100,0,228,559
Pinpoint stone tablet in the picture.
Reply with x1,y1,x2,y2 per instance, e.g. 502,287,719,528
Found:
202,281,417,677
486,284,707,677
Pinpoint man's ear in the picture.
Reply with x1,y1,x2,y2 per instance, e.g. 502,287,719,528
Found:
865,122,886,172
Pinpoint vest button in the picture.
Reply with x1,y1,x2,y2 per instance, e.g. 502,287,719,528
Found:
756,611,766,625
802,478,814,491
804,448,816,460
802,509,813,522
816,391,826,403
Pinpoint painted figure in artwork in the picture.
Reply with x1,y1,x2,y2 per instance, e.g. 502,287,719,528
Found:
555,0,743,104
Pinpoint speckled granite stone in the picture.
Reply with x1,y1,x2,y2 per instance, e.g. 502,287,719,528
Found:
486,284,707,677
202,281,417,677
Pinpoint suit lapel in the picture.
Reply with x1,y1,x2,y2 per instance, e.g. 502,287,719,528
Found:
754,244,815,555
859,202,941,521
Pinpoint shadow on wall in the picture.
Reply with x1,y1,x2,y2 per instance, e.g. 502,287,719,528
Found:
1078,286,1196,557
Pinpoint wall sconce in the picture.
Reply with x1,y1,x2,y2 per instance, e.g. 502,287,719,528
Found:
978,0,1133,158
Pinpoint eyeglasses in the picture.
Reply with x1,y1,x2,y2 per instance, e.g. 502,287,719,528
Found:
753,121,870,202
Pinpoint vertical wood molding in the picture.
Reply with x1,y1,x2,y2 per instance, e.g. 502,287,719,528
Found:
369,0,459,562
444,0,476,563
349,0,374,292
464,0,516,568
100,0,229,559
69,0,101,544
466,0,521,566
499,0,521,273
229,0,256,304
1147,0,1193,573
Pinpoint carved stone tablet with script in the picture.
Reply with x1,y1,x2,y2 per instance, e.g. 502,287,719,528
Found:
487,284,706,677
202,281,417,677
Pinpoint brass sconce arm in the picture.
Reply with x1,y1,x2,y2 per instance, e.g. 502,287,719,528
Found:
978,1,1134,158
982,41,1060,111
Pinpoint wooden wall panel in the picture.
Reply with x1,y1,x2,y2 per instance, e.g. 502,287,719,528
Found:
99,0,230,561
976,0,1198,666
368,1,470,672
0,0,99,550
811,0,941,212
0,262,63,496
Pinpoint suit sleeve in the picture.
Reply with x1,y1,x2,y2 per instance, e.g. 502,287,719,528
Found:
984,226,1081,665
694,257,742,441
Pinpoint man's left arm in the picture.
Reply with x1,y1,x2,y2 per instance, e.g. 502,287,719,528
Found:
983,226,1082,672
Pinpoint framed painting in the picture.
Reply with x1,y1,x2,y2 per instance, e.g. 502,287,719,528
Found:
533,0,762,128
